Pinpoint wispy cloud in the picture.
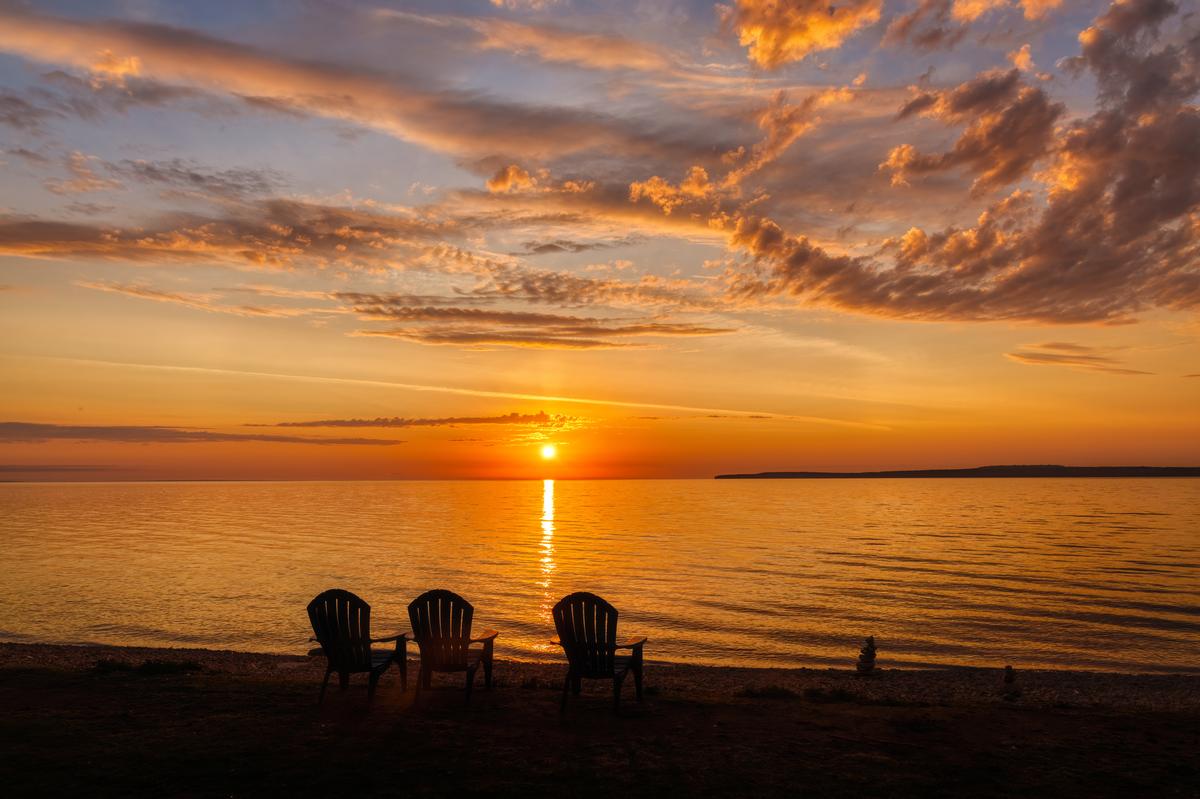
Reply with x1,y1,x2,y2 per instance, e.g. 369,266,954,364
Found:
271,411,575,428
1004,342,1152,375
34,355,886,428
0,422,403,445
0,464,116,473
343,294,734,348
0,7,725,163
78,281,332,319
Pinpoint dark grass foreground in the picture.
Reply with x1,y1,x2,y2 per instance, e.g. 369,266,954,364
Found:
1,644,1197,798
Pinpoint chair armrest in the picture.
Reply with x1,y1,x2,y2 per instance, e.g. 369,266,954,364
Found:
370,632,410,643
470,629,499,643
306,647,324,657
615,637,647,649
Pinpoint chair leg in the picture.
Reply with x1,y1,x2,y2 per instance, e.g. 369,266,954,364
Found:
318,667,333,704
399,655,408,692
560,671,571,713
483,653,493,690
465,664,477,703
614,667,633,710
368,670,381,704
338,671,350,691
572,675,582,695
634,662,643,702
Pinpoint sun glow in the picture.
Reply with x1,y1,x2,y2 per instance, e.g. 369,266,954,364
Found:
540,443,558,460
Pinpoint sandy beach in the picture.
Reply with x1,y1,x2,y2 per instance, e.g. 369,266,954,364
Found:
1,642,1196,797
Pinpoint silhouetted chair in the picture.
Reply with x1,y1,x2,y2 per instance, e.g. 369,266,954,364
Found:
306,588,408,704
552,592,646,712
407,589,498,702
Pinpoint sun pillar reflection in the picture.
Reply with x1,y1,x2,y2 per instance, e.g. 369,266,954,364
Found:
539,479,556,622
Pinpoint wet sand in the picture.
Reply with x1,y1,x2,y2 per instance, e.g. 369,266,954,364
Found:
1,642,1197,797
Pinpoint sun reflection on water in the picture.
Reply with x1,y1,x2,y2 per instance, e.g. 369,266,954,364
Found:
538,479,556,638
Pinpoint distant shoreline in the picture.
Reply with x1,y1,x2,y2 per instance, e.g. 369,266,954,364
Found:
715,465,1200,479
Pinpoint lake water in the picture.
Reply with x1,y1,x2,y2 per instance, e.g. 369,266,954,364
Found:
2,479,1198,673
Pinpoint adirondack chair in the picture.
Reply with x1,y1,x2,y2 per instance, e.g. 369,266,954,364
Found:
306,589,408,704
552,592,646,712
407,589,498,702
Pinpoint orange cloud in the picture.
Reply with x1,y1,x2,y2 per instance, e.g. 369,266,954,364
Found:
629,166,715,215
721,0,883,68
486,164,537,193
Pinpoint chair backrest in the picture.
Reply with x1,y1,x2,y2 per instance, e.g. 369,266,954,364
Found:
553,592,619,678
307,588,372,671
408,589,474,669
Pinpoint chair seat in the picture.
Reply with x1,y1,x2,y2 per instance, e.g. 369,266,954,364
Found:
370,649,398,669
574,655,633,679
419,644,487,672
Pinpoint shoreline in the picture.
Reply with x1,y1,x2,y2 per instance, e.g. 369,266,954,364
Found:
4,641,1199,711
2,642,1197,796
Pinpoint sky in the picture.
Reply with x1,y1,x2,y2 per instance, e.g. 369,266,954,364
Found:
0,0,1197,480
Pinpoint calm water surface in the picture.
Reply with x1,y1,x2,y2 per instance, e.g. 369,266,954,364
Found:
2,479,1198,672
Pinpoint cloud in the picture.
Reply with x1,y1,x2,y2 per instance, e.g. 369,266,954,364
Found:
116,158,284,199
272,411,574,428
722,87,854,187
884,0,969,51
469,17,670,72
1008,43,1034,71
458,262,715,310
5,146,50,164
342,293,734,349
630,165,716,215
490,0,563,9
882,69,1064,193
721,0,883,68
78,281,326,319
0,422,402,445
65,201,116,216
0,198,459,269
1004,342,1152,374
44,151,123,195
357,329,639,349
885,0,1064,51
486,164,537,193
0,7,724,162
0,92,58,131
629,85,856,215
0,464,116,473
512,238,633,255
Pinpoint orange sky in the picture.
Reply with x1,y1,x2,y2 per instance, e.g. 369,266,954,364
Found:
1,0,1197,480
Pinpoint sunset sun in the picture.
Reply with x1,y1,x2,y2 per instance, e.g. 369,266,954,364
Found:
540,443,558,460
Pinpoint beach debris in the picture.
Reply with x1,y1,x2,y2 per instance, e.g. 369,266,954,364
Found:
1004,665,1016,684
856,636,877,675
